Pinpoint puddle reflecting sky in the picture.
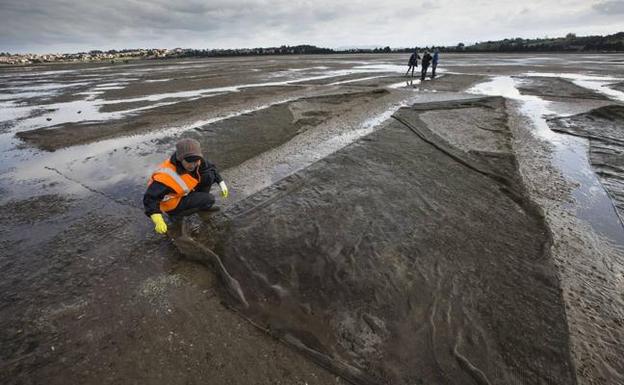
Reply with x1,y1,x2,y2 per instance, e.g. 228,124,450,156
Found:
0,62,408,134
468,75,624,247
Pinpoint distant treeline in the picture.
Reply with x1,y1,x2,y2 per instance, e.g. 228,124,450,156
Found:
177,44,335,57
440,32,624,53
175,32,624,57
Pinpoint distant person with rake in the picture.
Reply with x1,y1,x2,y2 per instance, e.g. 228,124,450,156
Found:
405,50,420,77
421,50,433,81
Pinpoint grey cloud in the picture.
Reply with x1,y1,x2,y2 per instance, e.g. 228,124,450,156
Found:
1,0,351,48
593,0,624,14
1,0,623,53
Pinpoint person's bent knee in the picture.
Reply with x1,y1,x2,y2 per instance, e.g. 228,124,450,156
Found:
197,192,215,209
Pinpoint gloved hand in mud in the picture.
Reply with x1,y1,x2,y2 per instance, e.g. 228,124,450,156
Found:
219,181,229,198
150,213,168,234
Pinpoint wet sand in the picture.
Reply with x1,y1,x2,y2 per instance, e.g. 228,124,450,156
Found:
507,101,624,385
15,85,307,151
516,76,610,100
2,53,624,385
612,81,624,92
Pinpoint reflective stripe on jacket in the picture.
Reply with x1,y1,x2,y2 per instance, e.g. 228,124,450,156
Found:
148,159,200,212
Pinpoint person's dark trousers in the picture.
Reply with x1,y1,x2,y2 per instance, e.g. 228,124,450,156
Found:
166,185,215,219
432,64,437,78
405,65,415,77
421,65,429,80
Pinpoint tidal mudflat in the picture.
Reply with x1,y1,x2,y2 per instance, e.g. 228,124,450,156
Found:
1,53,623,385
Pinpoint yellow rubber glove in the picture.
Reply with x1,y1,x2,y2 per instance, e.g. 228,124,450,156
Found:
219,181,229,198
150,213,168,234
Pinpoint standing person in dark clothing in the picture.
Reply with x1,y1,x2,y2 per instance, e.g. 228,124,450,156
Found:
431,48,440,78
143,138,229,235
405,50,420,77
421,50,432,81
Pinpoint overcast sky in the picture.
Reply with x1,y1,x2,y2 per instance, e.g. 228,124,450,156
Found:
1,0,624,53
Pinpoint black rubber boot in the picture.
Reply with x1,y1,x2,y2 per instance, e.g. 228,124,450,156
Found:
198,206,220,221
167,215,187,239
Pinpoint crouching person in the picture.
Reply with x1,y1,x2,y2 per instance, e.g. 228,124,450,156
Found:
144,138,229,235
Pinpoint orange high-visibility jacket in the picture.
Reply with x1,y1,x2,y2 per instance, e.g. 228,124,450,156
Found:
148,158,200,212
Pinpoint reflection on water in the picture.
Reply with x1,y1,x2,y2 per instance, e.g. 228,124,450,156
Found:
0,63,409,134
468,76,624,247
